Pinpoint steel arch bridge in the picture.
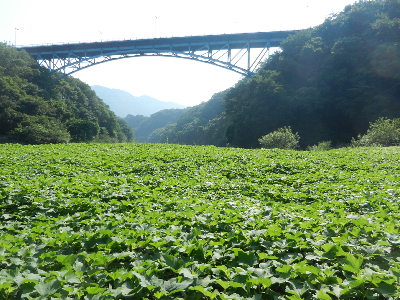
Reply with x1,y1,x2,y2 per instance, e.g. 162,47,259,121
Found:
20,31,297,80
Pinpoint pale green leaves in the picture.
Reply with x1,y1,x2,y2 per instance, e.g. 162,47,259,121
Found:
1,143,400,299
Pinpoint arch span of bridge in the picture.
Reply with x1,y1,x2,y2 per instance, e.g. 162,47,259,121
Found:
20,31,297,79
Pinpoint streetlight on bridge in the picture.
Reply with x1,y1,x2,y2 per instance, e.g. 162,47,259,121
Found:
15,28,19,47
155,16,157,37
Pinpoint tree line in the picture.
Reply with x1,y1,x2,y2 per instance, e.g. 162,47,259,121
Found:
0,43,133,144
133,0,400,149
3,0,399,148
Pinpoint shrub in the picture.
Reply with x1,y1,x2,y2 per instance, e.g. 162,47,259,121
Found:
259,126,300,150
9,116,70,144
351,117,400,147
307,140,331,151
91,127,119,143
67,119,99,142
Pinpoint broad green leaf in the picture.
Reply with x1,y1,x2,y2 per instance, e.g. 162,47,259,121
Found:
65,272,81,284
276,265,291,273
248,277,272,288
121,281,135,296
317,289,332,300
237,250,257,266
374,281,397,296
86,286,107,294
216,280,230,290
193,276,214,287
154,290,165,299
56,254,77,266
163,278,193,293
179,268,194,279
89,252,111,266
34,280,60,296
296,265,321,276
342,253,363,274
190,286,217,299
286,279,310,297
258,253,278,260
161,254,185,271
287,293,302,300
229,281,245,290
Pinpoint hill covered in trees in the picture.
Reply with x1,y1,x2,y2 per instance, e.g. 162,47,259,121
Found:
224,0,400,148
122,92,228,145
0,43,133,144
124,108,185,142
143,0,400,148
4,0,399,148
146,91,229,146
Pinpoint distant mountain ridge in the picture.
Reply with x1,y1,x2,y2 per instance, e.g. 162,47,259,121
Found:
91,85,186,117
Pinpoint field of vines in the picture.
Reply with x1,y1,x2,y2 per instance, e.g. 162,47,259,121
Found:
0,143,399,300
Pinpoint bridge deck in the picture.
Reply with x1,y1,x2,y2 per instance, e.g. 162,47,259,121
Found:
20,31,298,59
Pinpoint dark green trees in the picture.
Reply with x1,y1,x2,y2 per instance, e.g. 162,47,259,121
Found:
152,91,229,146
351,117,400,146
139,0,400,149
224,0,400,148
0,43,133,144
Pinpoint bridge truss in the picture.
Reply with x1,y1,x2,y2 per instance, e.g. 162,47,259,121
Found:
20,31,297,79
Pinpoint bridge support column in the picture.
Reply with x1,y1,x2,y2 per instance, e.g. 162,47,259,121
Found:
247,43,250,71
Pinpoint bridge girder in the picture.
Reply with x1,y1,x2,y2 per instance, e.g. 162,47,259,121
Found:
20,31,298,79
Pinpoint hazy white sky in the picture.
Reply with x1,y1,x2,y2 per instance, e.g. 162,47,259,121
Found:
1,0,357,106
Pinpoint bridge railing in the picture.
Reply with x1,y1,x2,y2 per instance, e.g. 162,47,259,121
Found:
18,30,296,48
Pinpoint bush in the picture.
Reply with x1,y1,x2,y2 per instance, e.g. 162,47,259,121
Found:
10,116,70,144
67,119,99,142
91,127,119,143
307,141,331,151
351,117,400,147
258,126,300,150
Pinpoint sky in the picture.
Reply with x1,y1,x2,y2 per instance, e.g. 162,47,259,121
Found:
1,0,358,107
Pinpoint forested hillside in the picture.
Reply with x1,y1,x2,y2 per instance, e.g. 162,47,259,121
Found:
146,0,400,148
0,43,133,144
124,108,185,142
148,91,229,146
225,0,400,148
4,0,399,148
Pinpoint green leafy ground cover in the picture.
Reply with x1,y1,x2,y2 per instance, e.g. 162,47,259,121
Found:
0,143,399,299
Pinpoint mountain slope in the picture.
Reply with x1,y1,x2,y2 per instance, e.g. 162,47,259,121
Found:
140,0,400,149
0,43,133,144
224,0,400,148
124,109,186,142
146,90,229,146
91,85,186,117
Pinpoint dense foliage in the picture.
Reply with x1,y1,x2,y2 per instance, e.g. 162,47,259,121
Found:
1,143,399,299
124,109,185,143
148,91,229,146
224,0,400,148
258,127,300,150
0,43,133,144
139,0,400,149
351,117,400,147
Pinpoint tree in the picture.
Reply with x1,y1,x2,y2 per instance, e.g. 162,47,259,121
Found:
67,119,99,142
10,116,70,144
117,118,134,142
258,126,300,150
223,0,400,148
0,42,131,144
351,117,400,147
